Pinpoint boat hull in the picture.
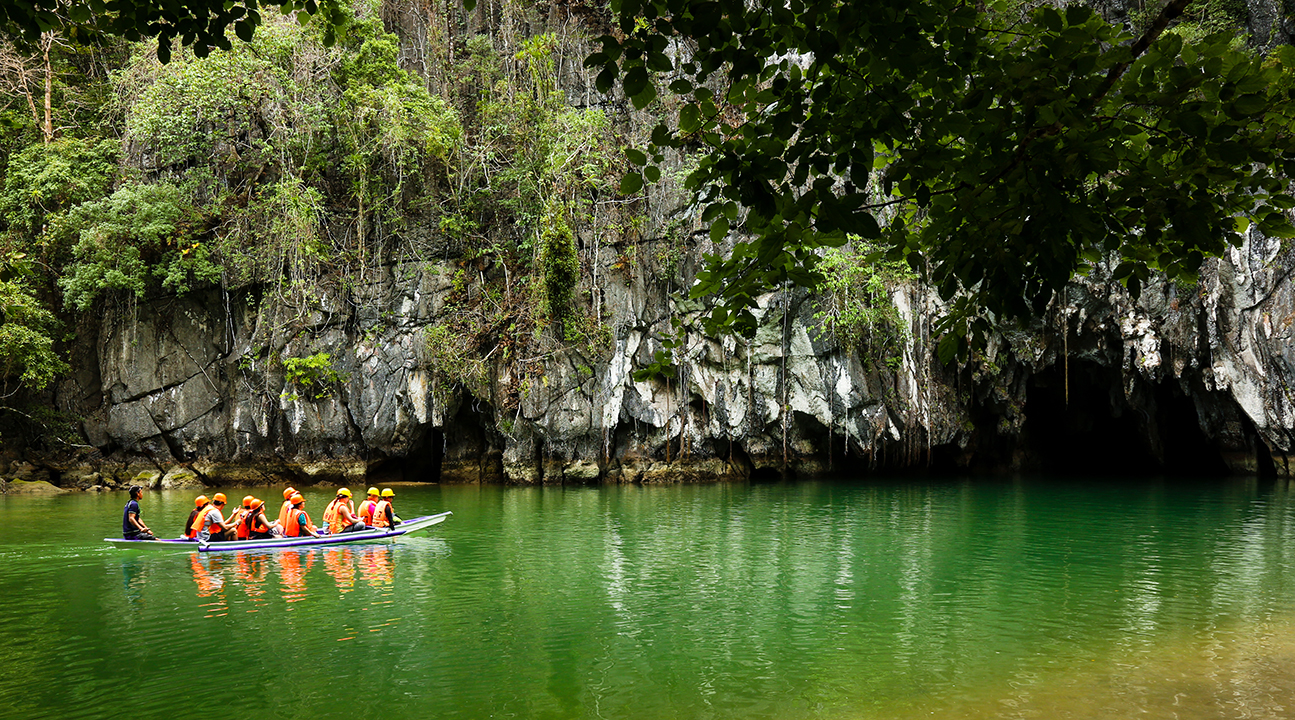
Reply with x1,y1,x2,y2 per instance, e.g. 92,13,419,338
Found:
105,511,451,552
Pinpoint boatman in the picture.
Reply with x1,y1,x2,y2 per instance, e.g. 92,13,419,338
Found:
372,488,401,529
357,487,380,526
243,498,275,540
324,488,366,534
122,485,155,540
283,493,320,538
277,486,298,528
184,496,209,539
194,493,239,543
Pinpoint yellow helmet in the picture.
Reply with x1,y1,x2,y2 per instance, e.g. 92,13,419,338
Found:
367,487,379,497
337,488,352,497
381,488,395,498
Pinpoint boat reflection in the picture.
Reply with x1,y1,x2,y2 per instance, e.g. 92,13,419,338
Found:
187,544,399,605
189,555,230,618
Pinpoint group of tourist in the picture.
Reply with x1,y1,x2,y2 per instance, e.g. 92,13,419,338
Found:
121,484,402,542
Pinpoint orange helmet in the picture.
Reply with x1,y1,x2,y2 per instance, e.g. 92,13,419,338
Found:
283,487,297,500
195,495,208,507
290,493,305,505
242,495,253,507
250,498,264,510
212,493,227,504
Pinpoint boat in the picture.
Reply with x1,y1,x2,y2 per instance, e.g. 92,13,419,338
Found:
104,511,452,552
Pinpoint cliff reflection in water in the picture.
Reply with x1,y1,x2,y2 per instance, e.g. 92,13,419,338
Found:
185,545,399,607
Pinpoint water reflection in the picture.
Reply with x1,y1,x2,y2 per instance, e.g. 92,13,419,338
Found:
180,544,400,606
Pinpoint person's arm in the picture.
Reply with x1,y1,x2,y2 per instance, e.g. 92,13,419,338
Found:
384,504,398,527
300,511,320,537
128,510,149,533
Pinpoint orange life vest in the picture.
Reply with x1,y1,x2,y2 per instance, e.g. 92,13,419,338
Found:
190,505,219,535
373,500,392,528
244,509,271,536
357,499,377,525
324,498,355,534
232,508,250,539
278,500,294,528
283,507,316,537
184,508,203,539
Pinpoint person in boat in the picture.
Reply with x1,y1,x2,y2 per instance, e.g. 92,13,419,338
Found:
324,488,366,534
122,485,155,540
277,486,298,528
185,496,209,539
231,496,254,540
283,493,320,538
372,488,401,529
194,493,239,543
243,498,275,540
357,487,380,526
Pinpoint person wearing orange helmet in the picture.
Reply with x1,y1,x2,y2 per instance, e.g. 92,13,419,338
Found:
231,496,254,540
193,493,238,543
242,498,275,540
184,495,210,539
277,486,298,529
282,493,319,538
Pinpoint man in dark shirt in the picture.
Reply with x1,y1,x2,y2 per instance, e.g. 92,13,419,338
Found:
122,486,155,540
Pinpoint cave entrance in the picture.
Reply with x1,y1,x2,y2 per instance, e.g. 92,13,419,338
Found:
1020,360,1228,475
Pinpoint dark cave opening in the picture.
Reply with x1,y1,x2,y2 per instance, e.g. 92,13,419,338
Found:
1020,360,1230,476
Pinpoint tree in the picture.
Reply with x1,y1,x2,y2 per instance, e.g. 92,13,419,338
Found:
0,0,345,62
584,0,1295,360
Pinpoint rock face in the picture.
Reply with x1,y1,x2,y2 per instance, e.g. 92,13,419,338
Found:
41,222,1295,484
30,0,1295,485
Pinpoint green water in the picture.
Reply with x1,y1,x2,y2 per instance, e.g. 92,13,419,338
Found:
2,478,1295,720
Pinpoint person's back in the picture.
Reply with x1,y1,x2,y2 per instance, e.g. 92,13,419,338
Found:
244,499,274,540
184,495,208,539
277,486,297,528
358,488,380,526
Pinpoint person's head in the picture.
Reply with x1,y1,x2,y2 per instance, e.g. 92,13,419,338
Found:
283,487,297,500
290,493,305,508
128,485,143,500
367,487,379,499
212,492,227,508
195,495,209,508
337,488,352,499
242,495,253,508
381,488,395,499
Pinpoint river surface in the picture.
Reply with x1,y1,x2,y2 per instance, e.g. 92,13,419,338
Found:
1,478,1294,719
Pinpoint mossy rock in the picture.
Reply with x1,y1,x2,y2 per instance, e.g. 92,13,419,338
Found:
159,468,205,489
6,479,67,494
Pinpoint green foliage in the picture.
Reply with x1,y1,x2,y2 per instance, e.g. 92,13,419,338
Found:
0,138,119,245
56,182,219,310
0,256,67,393
281,351,346,401
2,0,347,64
813,243,914,368
593,0,1295,360
541,203,579,324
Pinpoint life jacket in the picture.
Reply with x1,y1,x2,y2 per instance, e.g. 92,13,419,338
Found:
245,509,271,537
284,507,316,537
232,508,250,539
184,508,203,539
191,505,219,536
358,499,377,525
373,500,392,528
278,500,294,528
325,498,355,534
